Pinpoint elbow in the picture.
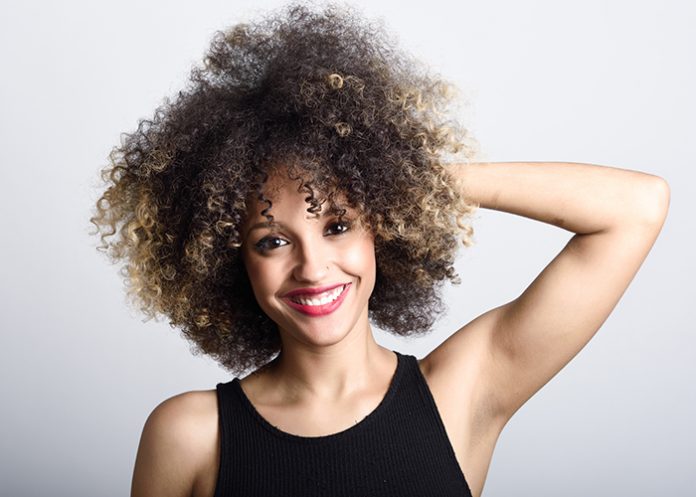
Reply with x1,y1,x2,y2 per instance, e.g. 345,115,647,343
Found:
642,176,670,227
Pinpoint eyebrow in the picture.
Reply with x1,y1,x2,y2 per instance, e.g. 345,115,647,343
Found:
247,220,291,233
246,210,345,236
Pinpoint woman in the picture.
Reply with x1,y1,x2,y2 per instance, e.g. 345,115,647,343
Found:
90,4,670,497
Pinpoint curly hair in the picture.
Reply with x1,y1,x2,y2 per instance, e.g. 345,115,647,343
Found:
89,2,480,376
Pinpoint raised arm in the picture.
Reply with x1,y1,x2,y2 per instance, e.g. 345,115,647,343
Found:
433,161,670,423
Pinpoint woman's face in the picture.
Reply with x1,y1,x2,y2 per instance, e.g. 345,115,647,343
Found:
240,168,376,349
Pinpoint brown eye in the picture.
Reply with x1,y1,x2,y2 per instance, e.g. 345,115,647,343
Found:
254,235,288,252
327,220,352,235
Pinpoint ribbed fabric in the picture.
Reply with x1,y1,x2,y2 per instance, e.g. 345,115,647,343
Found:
213,350,472,497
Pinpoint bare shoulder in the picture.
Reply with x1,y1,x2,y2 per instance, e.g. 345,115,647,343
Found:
131,389,219,497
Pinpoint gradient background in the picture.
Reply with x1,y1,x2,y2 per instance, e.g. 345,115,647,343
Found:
1,0,693,495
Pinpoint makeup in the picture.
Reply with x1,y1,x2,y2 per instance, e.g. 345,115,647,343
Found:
282,283,351,316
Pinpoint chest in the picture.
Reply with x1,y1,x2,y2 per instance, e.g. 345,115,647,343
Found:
195,367,502,497
241,388,391,438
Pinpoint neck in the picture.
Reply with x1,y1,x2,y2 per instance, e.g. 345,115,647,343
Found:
260,321,395,402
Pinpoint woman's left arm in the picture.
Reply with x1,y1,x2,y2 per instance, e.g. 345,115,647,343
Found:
440,161,670,423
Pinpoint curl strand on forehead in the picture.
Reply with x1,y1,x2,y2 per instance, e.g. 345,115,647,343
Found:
243,161,366,230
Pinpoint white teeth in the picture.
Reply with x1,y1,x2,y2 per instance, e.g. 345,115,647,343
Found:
291,285,345,306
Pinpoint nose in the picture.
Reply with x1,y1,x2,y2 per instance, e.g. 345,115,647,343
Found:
291,239,331,283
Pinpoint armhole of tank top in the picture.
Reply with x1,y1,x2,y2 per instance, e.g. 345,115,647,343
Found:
412,359,474,497
212,382,230,497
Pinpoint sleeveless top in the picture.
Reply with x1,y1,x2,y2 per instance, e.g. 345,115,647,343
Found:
213,350,473,497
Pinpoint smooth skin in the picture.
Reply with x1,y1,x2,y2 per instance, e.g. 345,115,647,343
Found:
131,161,670,497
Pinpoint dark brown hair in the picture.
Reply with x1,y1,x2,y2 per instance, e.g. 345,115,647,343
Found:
89,2,480,376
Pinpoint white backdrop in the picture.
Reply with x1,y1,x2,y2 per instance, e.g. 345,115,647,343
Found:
1,1,693,496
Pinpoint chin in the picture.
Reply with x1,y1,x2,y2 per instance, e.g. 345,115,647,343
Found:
282,323,353,348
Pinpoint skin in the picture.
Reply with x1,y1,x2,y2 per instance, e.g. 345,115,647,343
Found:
131,161,670,497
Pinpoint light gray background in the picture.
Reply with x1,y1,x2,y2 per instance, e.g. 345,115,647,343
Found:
1,0,693,496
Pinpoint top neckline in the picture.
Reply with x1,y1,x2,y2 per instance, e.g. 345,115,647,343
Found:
232,350,407,443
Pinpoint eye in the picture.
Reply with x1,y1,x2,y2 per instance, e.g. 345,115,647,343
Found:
326,220,352,235
253,235,288,253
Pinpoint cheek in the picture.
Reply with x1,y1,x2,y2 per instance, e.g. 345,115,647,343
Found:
346,240,376,279
241,252,273,295
246,261,273,291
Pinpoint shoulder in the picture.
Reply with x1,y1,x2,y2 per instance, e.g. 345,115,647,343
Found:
131,389,219,497
145,389,219,451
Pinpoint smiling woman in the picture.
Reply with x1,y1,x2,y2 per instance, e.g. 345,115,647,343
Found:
88,2,668,497
239,164,379,349
89,2,481,495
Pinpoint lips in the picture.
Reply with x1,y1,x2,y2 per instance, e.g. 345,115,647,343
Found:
283,283,347,298
282,283,351,317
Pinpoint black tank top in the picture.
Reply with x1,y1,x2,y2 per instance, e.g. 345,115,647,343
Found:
213,350,473,496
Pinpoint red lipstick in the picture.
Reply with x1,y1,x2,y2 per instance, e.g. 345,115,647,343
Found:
283,283,347,298
282,283,351,316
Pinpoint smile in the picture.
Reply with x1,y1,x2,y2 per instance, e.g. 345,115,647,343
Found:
282,283,351,316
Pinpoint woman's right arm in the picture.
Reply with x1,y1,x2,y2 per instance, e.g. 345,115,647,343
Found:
131,391,218,497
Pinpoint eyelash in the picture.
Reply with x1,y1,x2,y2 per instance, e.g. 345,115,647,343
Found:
253,220,353,253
